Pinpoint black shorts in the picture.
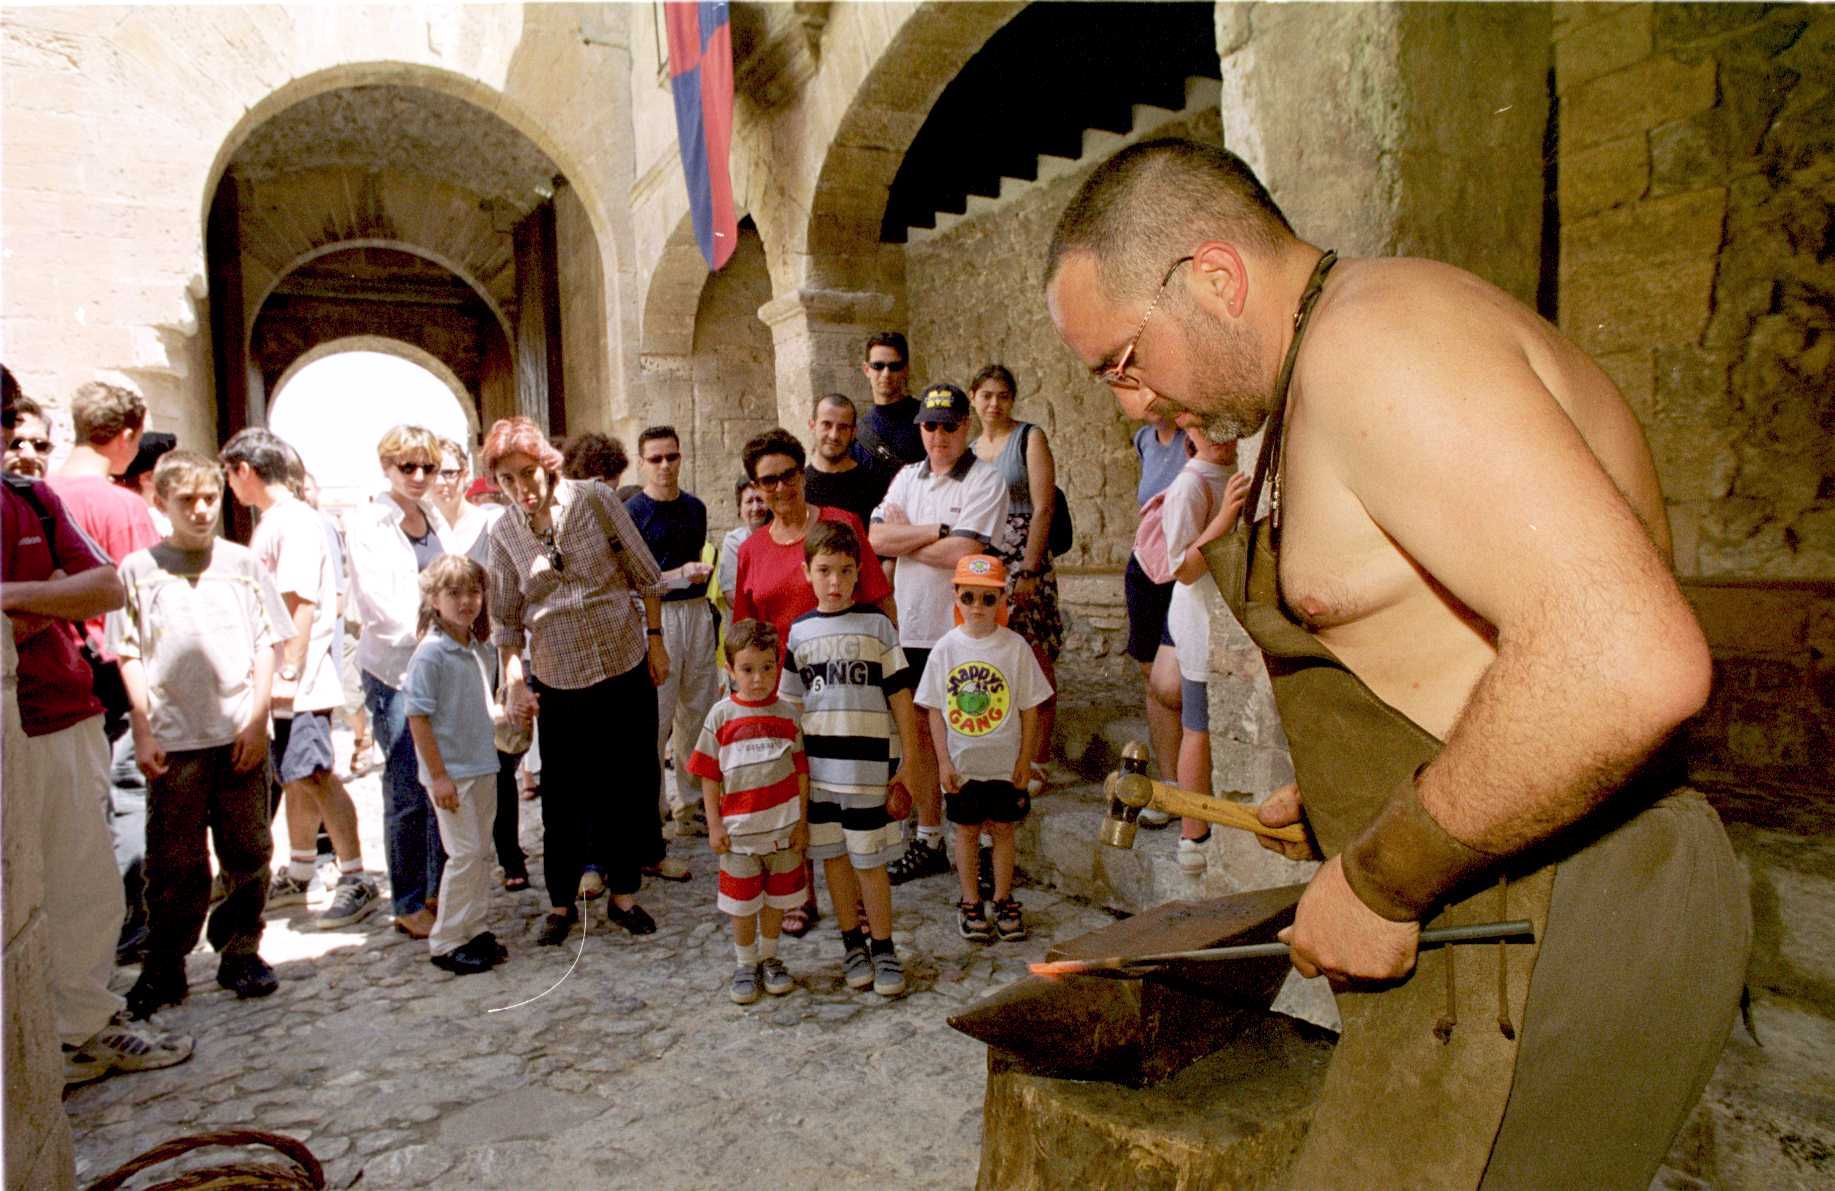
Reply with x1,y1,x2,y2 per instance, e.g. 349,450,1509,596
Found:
1124,554,1177,663
945,779,1030,826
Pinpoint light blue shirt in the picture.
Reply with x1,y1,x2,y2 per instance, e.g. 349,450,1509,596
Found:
403,630,500,785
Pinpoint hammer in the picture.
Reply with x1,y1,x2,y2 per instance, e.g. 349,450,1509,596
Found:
1100,740,1308,850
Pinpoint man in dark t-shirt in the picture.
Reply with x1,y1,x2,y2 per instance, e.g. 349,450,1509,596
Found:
855,331,924,470
803,392,890,527
624,427,717,861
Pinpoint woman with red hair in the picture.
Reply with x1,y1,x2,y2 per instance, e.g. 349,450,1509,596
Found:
481,417,671,943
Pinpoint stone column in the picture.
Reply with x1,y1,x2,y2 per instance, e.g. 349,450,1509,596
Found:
757,287,898,432
2,622,77,1190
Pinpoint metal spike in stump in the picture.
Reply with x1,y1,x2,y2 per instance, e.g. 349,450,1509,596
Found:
949,884,1305,1087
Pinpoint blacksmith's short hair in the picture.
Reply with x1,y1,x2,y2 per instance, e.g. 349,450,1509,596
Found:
741,428,805,480
863,331,908,363
813,392,856,421
1045,138,1295,303
723,618,779,664
219,427,296,484
71,381,147,444
804,518,860,566
637,425,680,454
562,432,628,482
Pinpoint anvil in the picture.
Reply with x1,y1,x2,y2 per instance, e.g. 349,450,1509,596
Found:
948,884,1305,1087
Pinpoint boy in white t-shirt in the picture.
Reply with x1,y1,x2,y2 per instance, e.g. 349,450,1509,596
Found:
1160,427,1251,874
109,451,293,1016
913,554,1051,944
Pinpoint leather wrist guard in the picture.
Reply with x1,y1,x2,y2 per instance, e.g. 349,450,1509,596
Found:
1341,769,1495,922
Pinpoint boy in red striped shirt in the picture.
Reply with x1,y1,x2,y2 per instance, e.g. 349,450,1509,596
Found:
687,620,810,1005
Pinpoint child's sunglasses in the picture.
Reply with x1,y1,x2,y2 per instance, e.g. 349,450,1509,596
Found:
957,590,1001,608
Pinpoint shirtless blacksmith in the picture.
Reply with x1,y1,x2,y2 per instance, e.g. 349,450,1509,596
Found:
1046,138,1749,1188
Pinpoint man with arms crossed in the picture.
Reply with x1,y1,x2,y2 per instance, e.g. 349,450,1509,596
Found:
1045,139,1747,1187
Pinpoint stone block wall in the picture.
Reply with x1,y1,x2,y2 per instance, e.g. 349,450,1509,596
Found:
688,227,778,535
1556,2,1835,580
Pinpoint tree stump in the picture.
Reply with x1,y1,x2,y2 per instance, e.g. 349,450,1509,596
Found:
976,1013,1334,1190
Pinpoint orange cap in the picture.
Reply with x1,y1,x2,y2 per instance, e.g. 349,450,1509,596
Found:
952,554,1007,589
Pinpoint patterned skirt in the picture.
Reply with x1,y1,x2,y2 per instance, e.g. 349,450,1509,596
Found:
996,508,1064,662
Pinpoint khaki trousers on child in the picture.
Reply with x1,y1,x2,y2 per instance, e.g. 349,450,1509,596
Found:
429,774,498,957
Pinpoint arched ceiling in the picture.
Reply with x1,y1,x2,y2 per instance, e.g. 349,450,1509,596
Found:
229,84,560,219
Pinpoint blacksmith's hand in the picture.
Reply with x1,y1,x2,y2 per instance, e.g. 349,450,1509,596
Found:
1255,783,1321,861
1280,855,1420,985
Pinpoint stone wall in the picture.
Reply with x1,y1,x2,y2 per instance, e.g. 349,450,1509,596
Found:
687,226,778,535
1556,2,1835,580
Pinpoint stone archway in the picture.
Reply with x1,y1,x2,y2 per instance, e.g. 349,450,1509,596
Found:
204,66,620,465
269,336,480,444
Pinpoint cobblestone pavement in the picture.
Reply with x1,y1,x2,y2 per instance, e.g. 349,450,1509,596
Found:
66,732,1115,1189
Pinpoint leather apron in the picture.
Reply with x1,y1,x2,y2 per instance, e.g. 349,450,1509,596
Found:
1205,252,1749,1189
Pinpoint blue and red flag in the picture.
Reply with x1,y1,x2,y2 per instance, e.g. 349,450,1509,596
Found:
665,1,737,271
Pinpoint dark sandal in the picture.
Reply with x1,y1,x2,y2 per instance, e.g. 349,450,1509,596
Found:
780,903,818,938
503,872,530,892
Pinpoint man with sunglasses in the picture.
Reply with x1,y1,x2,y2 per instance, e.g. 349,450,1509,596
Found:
855,331,925,471
1044,137,1745,1188
3,376,53,479
869,383,1008,884
625,425,714,861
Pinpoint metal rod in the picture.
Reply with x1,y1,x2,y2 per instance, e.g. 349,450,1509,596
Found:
1030,919,1535,977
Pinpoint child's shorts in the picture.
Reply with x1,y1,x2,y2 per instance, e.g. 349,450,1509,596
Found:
945,779,1030,827
807,786,901,869
717,842,807,916
1181,677,1209,732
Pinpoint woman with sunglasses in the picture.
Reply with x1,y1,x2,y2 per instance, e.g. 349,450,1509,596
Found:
482,416,669,944
429,437,495,561
345,424,456,939
967,364,1063,794
730,428,896,937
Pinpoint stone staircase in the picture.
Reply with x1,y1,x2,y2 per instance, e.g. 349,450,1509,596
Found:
903,75,1218,245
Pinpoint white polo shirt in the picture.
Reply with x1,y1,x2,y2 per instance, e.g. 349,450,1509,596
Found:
871,452,1008,649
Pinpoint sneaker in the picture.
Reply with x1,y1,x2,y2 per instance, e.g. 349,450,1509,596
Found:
842,940,875,991
760,955,794,996
1177,833,1211,876
1137,807,1173,829
977,844,994,902
125,962,188,1020
314,875,379,929
872,948,907,998
887,837,951,885
642,856,692,882
267,871,312,908
730,963,761,1005
958,899,994,943
992,898,1028,942
216,954,279,999
63,1013,194,1086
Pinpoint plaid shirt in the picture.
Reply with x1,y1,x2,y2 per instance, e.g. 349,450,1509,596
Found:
488,478,664,690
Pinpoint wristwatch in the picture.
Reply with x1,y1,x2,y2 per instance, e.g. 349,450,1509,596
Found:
937,523,951,540
278,663,300,682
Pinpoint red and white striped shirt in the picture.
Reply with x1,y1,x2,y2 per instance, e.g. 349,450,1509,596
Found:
686,694,806,849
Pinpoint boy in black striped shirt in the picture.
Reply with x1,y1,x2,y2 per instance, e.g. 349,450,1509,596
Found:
778,521,921,998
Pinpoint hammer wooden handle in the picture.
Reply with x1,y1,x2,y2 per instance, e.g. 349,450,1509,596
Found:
1107,773,1309,845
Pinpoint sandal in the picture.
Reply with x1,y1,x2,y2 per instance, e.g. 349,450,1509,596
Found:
393,908,436,940
503,872,530,892
780,903,818,938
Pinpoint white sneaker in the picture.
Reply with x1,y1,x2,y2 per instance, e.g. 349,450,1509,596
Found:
1137,807,1174,829
63,1013,194,1086
1177,834,1210,875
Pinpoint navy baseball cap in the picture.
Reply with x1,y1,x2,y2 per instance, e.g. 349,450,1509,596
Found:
915,383,970,426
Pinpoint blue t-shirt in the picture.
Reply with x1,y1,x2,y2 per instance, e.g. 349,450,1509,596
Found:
1134,425,1190,506
859,396,924,469
624,490,708,601
403,630,500,785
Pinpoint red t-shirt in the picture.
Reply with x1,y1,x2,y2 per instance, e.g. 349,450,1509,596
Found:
731,506,892,646
45,474,158,658
2,479,110,736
